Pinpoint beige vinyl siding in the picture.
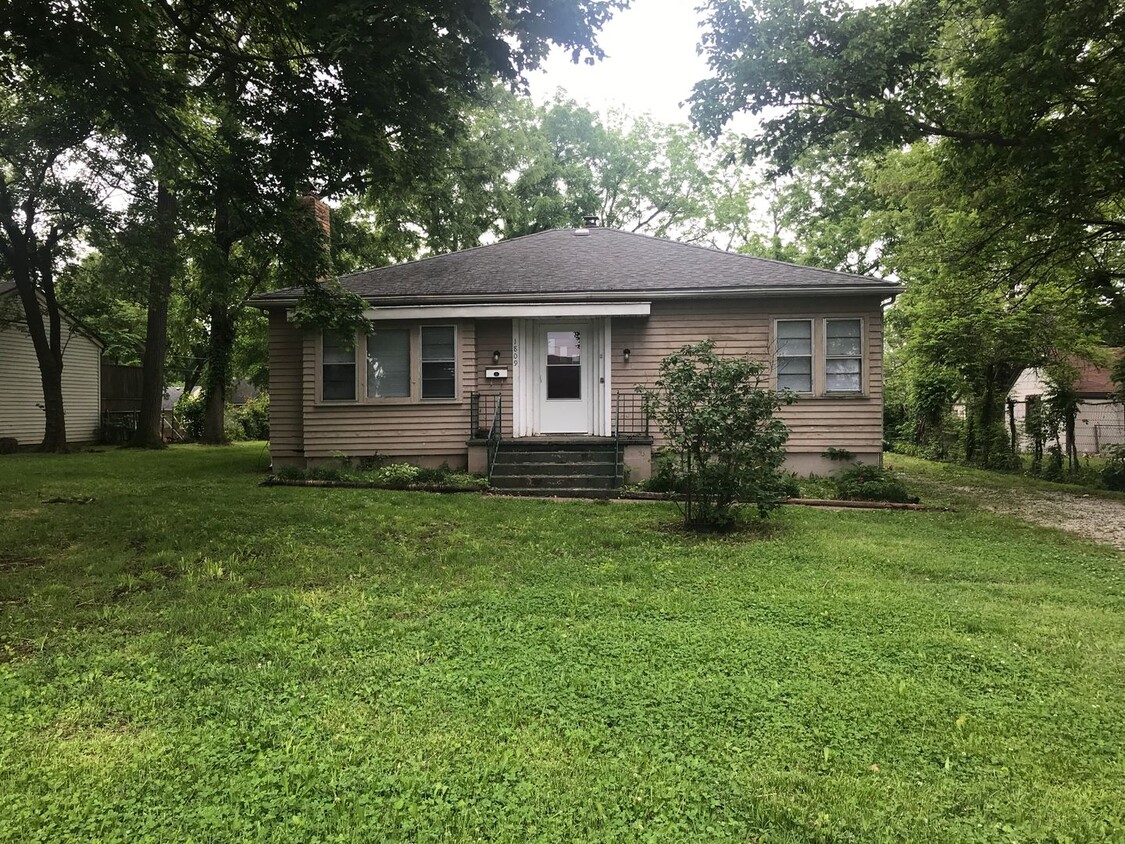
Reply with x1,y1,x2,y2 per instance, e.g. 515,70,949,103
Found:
474,319,514,437
301,319,478,459
0,316,101,446
611,297,884,454
267,310,304,459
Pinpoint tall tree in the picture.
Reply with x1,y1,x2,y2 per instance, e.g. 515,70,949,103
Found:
691,0,1125,305
0,65,111,451
8,0,628,444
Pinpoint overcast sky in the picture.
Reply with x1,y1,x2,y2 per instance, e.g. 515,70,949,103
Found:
525,1,713,126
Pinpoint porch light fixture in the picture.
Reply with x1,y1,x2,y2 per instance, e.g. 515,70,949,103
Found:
492,350,501,364
623,348,631,363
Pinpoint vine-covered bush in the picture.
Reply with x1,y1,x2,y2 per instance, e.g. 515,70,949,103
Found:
174,391,206,440
1103,444,1125,492
233,392,270,440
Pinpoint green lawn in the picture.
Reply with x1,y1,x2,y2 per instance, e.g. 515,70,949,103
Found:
1,445,1123,843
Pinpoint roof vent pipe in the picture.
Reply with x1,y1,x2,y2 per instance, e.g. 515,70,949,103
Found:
582,214,599,228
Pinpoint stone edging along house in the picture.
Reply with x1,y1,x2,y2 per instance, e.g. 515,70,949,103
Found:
251,214,900,493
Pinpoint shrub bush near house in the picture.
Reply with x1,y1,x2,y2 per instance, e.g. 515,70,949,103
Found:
638,340,795,531
233,392,270,440
832,464,913,503
274,462,487,491
174,390,270,442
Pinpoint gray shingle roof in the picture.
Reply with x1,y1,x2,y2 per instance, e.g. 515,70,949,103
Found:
252,227,899,305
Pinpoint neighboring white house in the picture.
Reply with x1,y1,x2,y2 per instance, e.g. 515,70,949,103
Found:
1009,355,1125,455
0,281,103,447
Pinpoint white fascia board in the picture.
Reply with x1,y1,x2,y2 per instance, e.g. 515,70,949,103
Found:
358,302,651,320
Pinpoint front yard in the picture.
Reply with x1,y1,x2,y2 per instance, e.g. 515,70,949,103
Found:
1,445,1123,842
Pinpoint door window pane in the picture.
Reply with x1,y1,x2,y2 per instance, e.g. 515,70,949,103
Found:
322,331,356,401
421,326,456,399
546,331,582,399
367,329,410,398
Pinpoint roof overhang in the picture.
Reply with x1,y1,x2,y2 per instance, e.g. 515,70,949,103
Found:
259,284,901,310
352,301,652,321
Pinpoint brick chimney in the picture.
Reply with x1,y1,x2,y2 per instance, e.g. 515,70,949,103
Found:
300,192,331,240
298,192,331,281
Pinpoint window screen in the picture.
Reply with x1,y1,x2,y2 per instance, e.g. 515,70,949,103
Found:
776,320,813,393
825,319,862,392
421,326,456,399
367,329,411,398
322,331,357,401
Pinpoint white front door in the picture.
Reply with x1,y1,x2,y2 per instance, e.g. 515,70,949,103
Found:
538,322,593,433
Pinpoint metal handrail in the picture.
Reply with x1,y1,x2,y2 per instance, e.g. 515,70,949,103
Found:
486,395,503,482
613,391,623,487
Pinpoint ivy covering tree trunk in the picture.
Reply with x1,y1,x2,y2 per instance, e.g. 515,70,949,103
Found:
131,182,178,449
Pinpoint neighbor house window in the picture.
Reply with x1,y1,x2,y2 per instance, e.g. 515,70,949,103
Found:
420,326,456,399
825,319,863,393
776,320,813,393
367,328,411,398
322,331,357,401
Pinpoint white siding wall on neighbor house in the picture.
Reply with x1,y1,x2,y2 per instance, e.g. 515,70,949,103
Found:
0,319,102,446
1009,368,1125,455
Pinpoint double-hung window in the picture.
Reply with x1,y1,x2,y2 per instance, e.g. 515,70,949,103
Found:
825,319,863,393
367,329,411,398
322,325,459,402
322,331,357,401
776,320,813,393
421,326,457,399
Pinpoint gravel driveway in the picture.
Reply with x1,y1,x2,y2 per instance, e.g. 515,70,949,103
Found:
931,482,1125,552
980,489,1125,552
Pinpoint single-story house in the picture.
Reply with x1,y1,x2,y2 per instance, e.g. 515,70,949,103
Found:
1010,354,1125,455
0,281,103,448
251,222,900,492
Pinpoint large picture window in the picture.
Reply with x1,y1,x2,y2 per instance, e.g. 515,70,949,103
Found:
367,328,410,398
420,326,457,399
775,320,813,393
825,319,863,393
322,331,357,401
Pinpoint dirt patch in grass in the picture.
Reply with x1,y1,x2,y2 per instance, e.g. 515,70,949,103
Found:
980,489,1125,551
0,552,47,572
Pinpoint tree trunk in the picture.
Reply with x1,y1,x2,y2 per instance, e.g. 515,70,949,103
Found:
1065,408,1078,471
9,249,68,452
130,182,178,449
200,303,235,443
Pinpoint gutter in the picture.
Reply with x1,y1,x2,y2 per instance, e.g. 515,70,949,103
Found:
250,283,905,310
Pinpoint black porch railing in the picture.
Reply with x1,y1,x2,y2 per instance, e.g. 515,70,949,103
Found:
469,392,504,439
613,390,652,488
470,392,504,481
612,390,650,439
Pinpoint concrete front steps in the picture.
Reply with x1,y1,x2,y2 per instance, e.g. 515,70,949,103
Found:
489,438,620,498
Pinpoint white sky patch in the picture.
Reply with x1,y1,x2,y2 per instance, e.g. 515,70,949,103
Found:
526,1,711,126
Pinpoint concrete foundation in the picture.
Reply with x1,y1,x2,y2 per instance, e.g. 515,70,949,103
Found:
783,451,883,476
